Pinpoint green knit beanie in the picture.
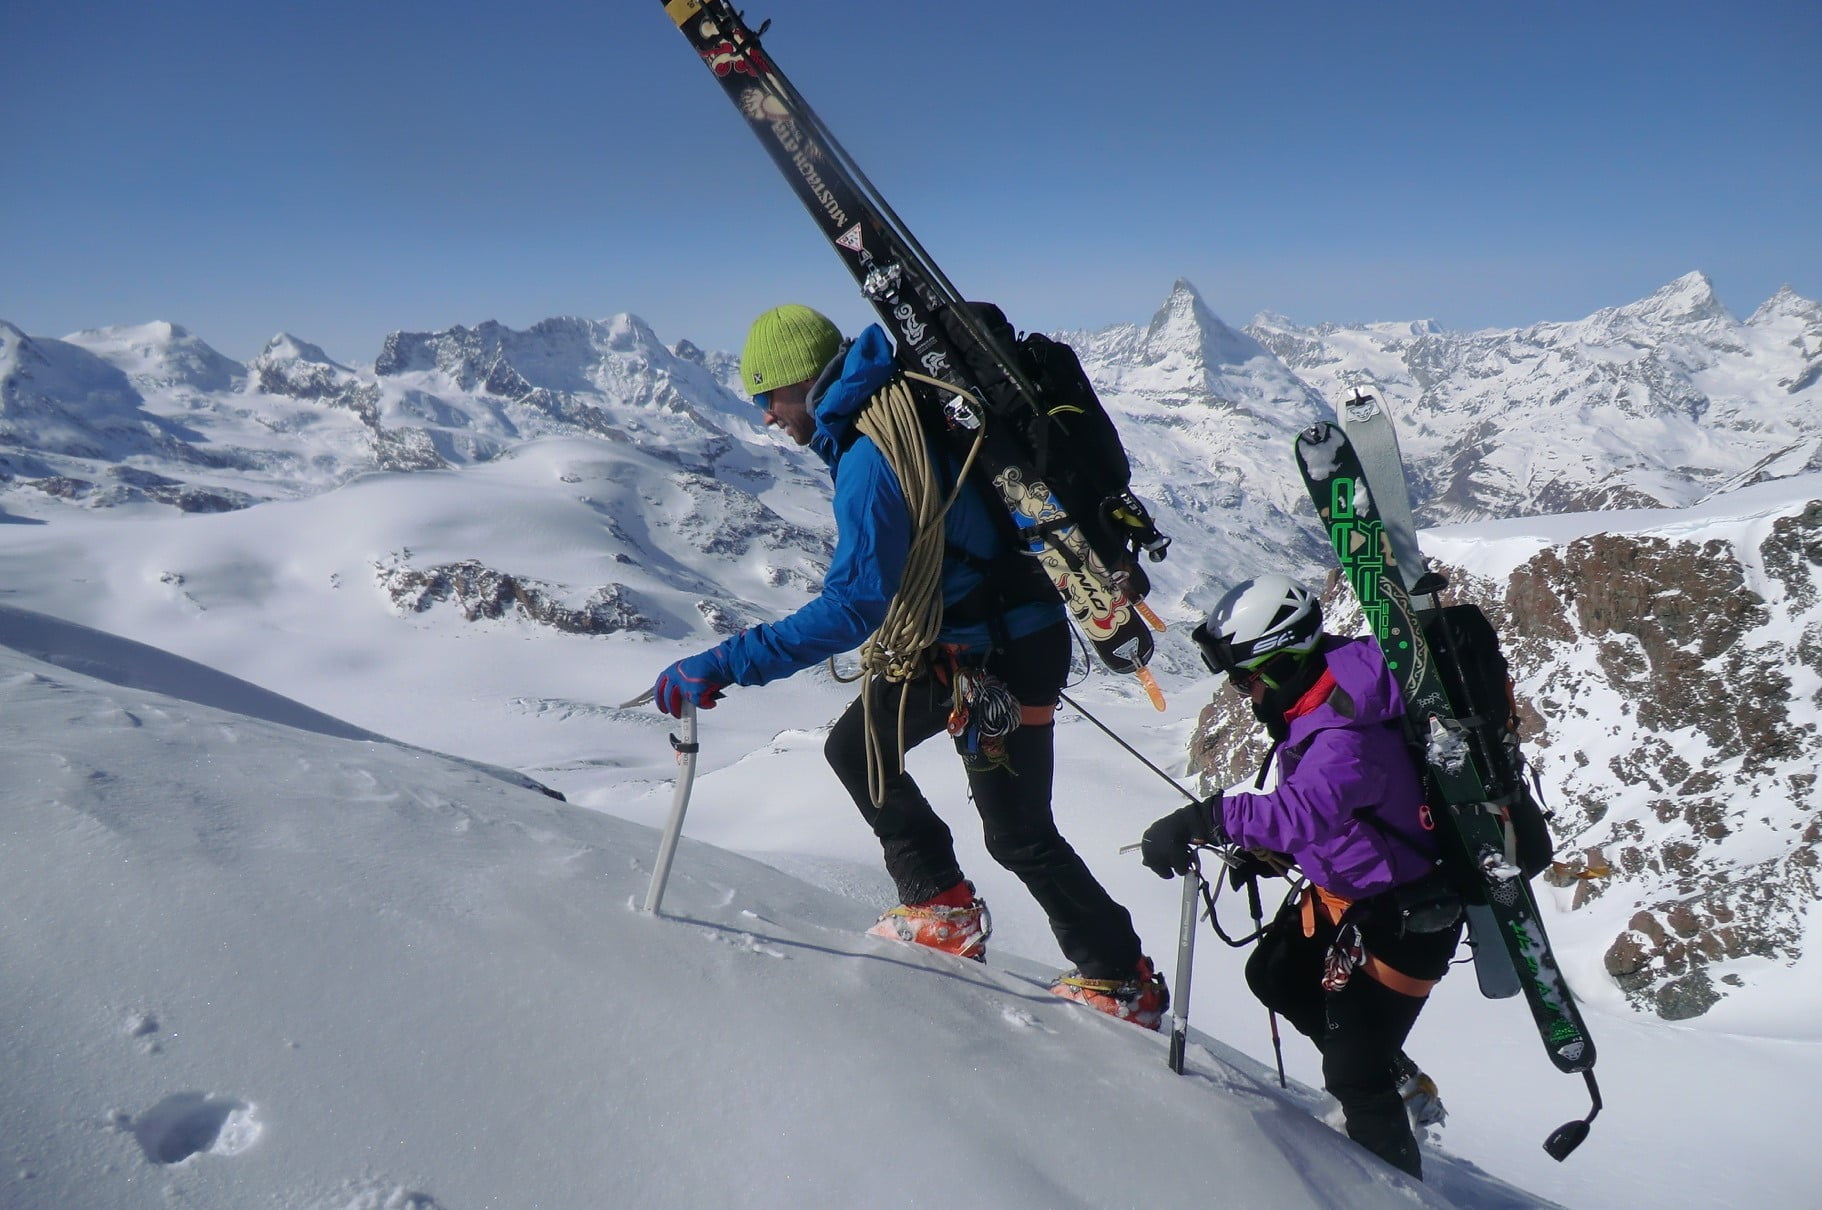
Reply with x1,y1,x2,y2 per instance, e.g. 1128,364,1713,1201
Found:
741,304,842,397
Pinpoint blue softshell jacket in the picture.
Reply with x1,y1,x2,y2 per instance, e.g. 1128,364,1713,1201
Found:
713,324,1063,687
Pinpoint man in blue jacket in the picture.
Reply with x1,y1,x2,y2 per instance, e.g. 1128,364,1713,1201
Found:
653,304,1164,1028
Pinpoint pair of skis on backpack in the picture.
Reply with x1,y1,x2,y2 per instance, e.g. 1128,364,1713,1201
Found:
662,0,1171,710
1295,389,1600,1160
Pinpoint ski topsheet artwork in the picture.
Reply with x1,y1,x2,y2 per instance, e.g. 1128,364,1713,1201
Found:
659,0,1169,705
1294,400,1602,1159
1336,388,1524,1001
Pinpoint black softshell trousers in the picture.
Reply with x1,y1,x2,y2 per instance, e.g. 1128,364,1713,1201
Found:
825,621,1143,979
1246,894,1463,1180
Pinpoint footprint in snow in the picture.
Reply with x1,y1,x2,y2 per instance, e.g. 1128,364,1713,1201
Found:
304,1178,444,1210
122,1009,162,1055
127,1093,261,1165
703,926,787,959
997,1002,1055,1032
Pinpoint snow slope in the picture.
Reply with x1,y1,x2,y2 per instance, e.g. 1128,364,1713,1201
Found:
2,608,1543,1210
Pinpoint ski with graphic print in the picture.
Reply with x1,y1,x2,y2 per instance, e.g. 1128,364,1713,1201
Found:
658,0,1169,704
1295,413,1602,1159
1336,389,1524,1001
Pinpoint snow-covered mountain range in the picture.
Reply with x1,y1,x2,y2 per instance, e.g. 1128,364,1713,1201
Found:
1245,271,1822,519
10,270,1814,649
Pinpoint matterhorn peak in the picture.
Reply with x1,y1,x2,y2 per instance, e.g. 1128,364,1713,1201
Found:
1147,278,1214,330
1141,277,1267,371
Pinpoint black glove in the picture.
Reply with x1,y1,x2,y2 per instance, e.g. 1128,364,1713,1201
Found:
1222,848,1284,891
1140,795,1228,879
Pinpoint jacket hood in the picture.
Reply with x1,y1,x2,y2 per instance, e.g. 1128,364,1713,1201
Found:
1282,635,1407,746
809,324,897,466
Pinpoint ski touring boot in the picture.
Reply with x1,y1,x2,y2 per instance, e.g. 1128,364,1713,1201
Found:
867,881,991,962
1049,957,1170,1030
1393,1049,1448,1131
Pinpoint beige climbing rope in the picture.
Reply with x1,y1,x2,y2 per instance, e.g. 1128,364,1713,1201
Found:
849,372,987,805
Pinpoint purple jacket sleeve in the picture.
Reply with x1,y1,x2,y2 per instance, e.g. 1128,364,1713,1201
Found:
1219,727,1387,852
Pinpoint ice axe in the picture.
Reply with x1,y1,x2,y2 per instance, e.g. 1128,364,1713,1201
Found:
620,690,700,916
1166,854,1201,1073
1120,835,1279,1078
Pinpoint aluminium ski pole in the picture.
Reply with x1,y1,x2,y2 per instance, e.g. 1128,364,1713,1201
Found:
1245,872,1287,1088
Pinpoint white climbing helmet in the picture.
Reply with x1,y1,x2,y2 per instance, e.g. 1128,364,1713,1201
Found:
1192,574,1324,675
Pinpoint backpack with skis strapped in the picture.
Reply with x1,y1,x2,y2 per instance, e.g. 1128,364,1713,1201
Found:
933,301,1168,601
1294,393,1601,1161
1423,603,1556,881
659,0,1170,704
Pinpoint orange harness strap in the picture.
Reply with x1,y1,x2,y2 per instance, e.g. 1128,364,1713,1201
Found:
1360,952,1440,999
1019,703,1056,726
1303,886,1353,936
1300,888,1440,999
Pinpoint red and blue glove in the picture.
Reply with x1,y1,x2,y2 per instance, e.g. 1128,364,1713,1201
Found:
652,649,729,717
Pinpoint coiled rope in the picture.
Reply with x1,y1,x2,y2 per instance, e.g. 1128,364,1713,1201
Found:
851,372,987,805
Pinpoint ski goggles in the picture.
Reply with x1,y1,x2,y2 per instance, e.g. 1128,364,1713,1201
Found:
1193,621,1303,692
1192,620,1272,681
1190,619,1237,676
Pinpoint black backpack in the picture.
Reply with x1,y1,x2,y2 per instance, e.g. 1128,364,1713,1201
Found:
929,302,1168,593
1422,603,1557,881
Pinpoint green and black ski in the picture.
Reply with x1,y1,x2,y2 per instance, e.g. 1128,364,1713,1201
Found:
659,0,1168,704
1295,416,1602,1160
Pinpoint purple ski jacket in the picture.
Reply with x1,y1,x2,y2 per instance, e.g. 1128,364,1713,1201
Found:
1219,635,1437,901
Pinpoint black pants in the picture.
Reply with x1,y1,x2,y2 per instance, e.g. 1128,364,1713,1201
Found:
1245,894,1462,1180
825,622,1142,979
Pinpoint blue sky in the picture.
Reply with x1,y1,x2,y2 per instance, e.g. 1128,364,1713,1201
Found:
4,0,1817,365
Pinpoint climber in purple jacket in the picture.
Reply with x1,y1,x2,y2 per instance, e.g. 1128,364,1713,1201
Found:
1141,574,1464,1181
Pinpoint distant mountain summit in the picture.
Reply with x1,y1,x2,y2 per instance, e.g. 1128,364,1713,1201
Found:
64,320,246,393
1601,268,1732,329
0,321,193,470
1067,279,1319,407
